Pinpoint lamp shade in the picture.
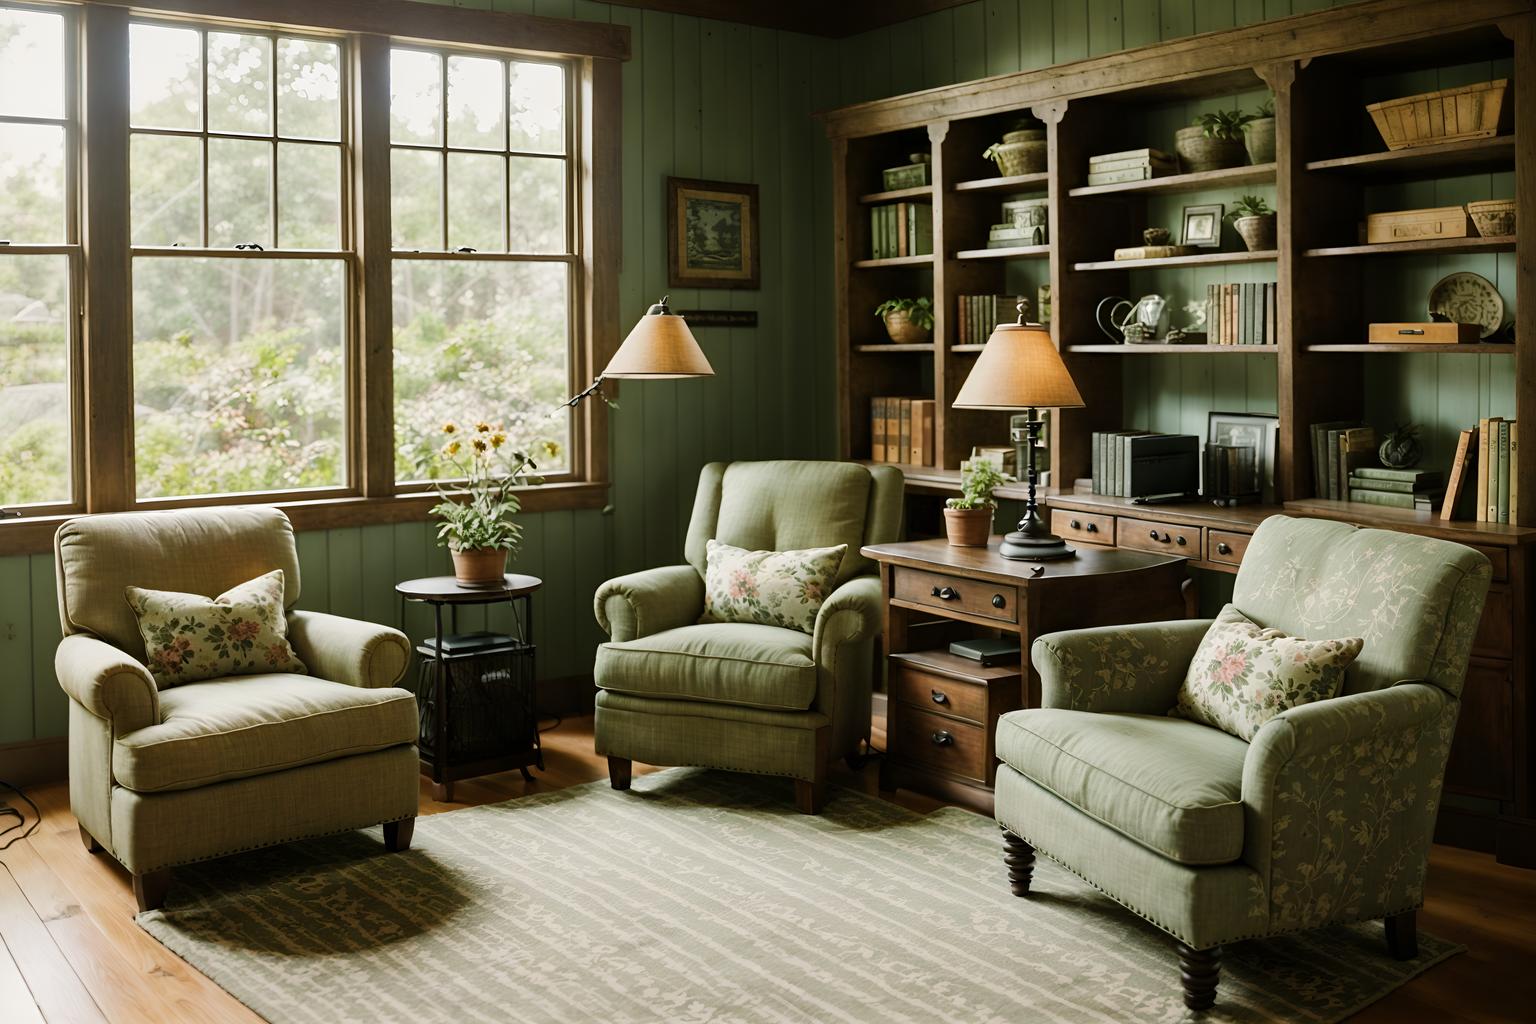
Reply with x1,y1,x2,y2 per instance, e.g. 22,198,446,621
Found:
602,298,715,379
952,322,1084,410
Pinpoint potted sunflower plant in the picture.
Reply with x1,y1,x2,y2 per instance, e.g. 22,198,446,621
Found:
426,421,542,586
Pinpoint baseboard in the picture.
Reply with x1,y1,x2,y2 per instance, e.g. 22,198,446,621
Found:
0,736,67,787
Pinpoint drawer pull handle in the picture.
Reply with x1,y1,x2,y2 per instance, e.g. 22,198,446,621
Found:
1086,523,1098,533
1217,542,1232,555
1069,519,1081,529
931,689,949,705
1149,528,1158,539
1149,530,1171,543
991,594,1006,609
1175,535,1187,546
931,586,960,601
931,731,954,746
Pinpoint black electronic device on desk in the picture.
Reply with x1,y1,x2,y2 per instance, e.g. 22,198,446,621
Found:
1125,434,1201,504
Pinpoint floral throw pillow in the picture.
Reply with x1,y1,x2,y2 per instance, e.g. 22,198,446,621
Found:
700,539,847,635
1174,604,1363,741
125,570,306,687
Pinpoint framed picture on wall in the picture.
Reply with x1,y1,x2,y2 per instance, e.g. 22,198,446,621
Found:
667,177,761,289
1181,203,1224,248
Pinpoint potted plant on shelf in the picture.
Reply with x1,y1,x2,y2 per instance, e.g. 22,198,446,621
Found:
426,421,542,586
874,297,935,344
1175,109,1254,173
1244,98,1276,164
1226,195,1276,251
944,459,1007,547
982,116,1047,176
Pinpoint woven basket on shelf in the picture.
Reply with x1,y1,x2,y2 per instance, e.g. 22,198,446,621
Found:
1366,79,1509,150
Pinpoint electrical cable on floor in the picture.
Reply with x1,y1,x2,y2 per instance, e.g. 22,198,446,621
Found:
537,714,562,733
0,779,40,851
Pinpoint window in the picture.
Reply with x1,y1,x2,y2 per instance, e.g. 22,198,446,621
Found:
128,22,349,500
0,3,75,509
389,48,576,483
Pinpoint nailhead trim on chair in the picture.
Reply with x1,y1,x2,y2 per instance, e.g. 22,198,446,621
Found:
136,812,416,875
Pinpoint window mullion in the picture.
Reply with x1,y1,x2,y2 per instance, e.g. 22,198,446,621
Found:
355,33,395,499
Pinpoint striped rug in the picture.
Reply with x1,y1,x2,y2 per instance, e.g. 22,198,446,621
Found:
139,768,1458,1023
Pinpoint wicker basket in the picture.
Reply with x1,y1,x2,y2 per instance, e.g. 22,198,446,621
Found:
1367,79,1509,151
1467,199,1515,238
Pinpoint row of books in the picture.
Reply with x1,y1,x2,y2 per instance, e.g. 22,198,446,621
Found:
869,202,933,259
955,294,1026,347
1089,430,1199,498
1442,418,1520,523
1086,148,1176,186
870,397,936,466
1310,422,1379,501
1206,282,1278,346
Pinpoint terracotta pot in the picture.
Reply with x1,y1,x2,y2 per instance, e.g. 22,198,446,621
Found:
943,507,993,547
883,311,932,345
1233,214,1277,252
450,547,509,586
1174,126,1248,173
1244,116,1276,164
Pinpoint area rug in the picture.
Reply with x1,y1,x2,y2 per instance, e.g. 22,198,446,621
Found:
139,768,1460,1024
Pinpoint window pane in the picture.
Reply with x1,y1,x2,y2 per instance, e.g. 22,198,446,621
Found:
208,138,272,247
391,149,442,250
448,153,504,252
131,134,202,245
0,8,65,119
277,38,341,141
508,157,564,252
277,142,340,249
393,260,569,481
0,254,70,505
130,24,201,130
133,257,346,498
0,124,65,243
390,49,441,146
508,61,564,154
207,32,272,135
447,55,503,150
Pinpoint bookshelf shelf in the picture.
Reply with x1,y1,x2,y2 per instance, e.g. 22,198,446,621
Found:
852,254,934,268
1303,235,1516,258
951,344,986,353
855,342,935,353
1072,249,1278,271
1066,344,1279,354
1066,162,1275,198
953,244,1051,261
952,172,1051,193
1304,135,1515,179
1306,343,1515,354
858,185,934,204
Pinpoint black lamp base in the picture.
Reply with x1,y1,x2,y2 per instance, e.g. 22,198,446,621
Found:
999,531,1076,561
998,404,1076,561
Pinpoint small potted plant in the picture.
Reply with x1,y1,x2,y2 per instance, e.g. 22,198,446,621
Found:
1226,195,1276,251
944,459,1007,547
982,116,1047,176
1244,98,1276,165
874,297,934,344
426,421,541,586
1175,109,1254,173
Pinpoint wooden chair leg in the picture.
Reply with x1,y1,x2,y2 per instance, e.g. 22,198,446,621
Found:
1001,828,1035,896
79,825,102,853
607,756,632,791
383,817,415,852
132,869,173,913
1176,941,1221,1011
1385,910,1418,960
794,779,827,814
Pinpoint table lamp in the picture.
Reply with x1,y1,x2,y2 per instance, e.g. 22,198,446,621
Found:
566,295,714,406
953,302,1084,560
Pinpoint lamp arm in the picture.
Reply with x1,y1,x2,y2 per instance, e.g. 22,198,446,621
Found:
563,375,608,409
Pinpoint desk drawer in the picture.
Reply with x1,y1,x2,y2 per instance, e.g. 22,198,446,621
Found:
1051,510,1114,546
892,705,987,781
893,568,1018,624
1207,530,1251,568
1117,517,1199,557
890,663,987,725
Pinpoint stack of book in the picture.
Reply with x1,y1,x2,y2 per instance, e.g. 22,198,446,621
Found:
1348,467,1444,510
869,202,932,259
870,397,936,466
955,294,1026,346
1309,421,1374,500
1086,148,1176,186
1207,282,1278,345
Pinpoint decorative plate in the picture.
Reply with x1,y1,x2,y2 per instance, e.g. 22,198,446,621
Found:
1428,271,1504,339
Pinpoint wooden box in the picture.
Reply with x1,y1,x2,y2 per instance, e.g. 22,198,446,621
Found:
1367,79,1509,150
1366,206,1474,244
1368,322,1482,344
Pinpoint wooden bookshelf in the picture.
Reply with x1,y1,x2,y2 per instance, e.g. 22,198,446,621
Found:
952,172,1050,193
1073,250,1277,272
852,254,935,269
1066,162,1275,197
1303,236,1516,258
953,244,1051,261
1307,343,1515,354
858,185,933,204
1066,344,1279,354
855,343,934,353
1305,135,1516,179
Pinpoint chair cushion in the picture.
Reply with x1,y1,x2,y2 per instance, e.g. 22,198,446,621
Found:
996,708,1248,865
126,570,307,687
594,623,817,711
113,674,417,793
700,539,846,634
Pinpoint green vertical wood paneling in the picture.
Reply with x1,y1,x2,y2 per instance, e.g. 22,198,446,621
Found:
0,555,33,744
986,0,1021,76
29,552,63,738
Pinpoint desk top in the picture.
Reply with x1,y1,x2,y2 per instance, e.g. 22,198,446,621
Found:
861,537,1184,586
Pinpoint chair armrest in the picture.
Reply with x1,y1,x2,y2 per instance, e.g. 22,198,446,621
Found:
1241,682,1456,930
594,565,704,642
1031,619,1212,713
287,610,411,688
55,635,160,735
812,575,882,663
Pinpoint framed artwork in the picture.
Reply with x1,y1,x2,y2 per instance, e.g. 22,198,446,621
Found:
1207,411,1280,502
667,177,760,289
1181,203,1224,248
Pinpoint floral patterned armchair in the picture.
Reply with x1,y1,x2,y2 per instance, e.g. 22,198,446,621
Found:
993,515,1491,1010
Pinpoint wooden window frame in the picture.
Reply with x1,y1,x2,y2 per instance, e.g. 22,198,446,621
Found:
0,0,626,555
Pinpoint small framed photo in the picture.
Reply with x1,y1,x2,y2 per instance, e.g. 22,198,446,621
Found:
1207,411,1279,502
667,177,760,290
1181,203,1224,248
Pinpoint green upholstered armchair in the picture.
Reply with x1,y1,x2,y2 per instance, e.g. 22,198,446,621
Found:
994,515,1491,1011
593,460,903,813
54,507,420,912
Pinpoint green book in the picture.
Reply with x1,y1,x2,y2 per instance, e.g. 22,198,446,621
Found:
1349,489,1421,509
1498,419,1512,524
1348,474,1441,494
1352,467,1440,483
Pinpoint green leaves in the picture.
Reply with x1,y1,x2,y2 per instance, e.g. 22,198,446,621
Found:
946,457,1007,510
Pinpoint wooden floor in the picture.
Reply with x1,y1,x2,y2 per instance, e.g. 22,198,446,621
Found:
2,714,1533,1023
